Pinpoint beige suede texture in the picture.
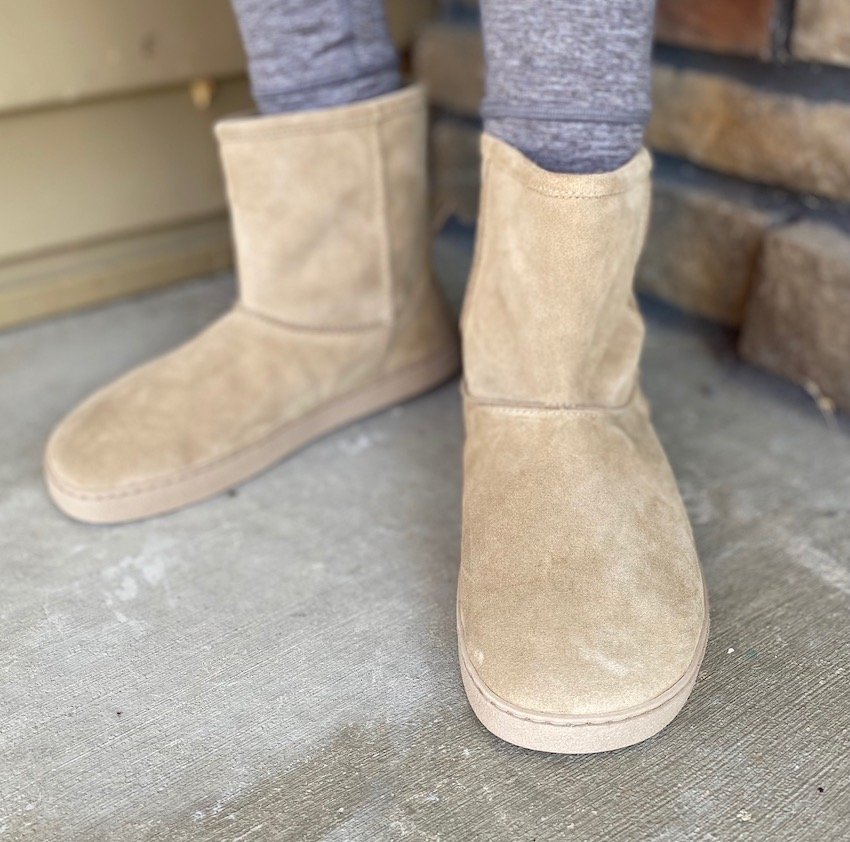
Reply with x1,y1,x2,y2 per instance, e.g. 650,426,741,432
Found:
458,135,706,717
45,86,457,500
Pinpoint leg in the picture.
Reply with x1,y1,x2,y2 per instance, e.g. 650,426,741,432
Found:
231,0,400,113
44,5,458,523
479,0,656,173
457,3,708,752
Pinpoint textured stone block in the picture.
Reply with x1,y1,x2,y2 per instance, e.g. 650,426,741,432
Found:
413,23,484,115
649,65,850,202
740,221,850,412
793,0,850,67
638,181,775,326
656,0,778,59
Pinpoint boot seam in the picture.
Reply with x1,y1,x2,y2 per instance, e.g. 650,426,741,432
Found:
462,381,640,415
493,166,645,201
480,134,652,200
236,304,389,334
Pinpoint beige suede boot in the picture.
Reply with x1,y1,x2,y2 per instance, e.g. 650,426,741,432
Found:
45,86,458,523
457,136,708,754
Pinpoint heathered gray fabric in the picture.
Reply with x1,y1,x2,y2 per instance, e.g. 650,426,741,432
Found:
230,0,400,113
230,0,656,173
479,0,657,173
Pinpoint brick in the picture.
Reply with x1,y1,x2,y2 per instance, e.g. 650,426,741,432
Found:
413,23,484,116
648,65,850,203
448,0,786,51
656,0,778,59
740,221,850,413
792,0,850,67
431,120,481,223
638,181,775,326
431,1,780,59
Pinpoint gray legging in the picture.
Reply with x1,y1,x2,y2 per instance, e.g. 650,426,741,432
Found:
230,0,656,174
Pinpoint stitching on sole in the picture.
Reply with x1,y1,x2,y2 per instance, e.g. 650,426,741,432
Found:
457,604,709,729
460,649,696,729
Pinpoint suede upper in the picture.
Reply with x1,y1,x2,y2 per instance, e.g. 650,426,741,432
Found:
45,86,457,505
216,87,430,329
47,311,387,494
458,135,706,719
463,136,652,408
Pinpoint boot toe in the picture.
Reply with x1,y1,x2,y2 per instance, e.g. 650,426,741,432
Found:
459,580,707,721
44,355,221,520
44,310,382,522
45,365,189,510
458,397,707,749
45,313,256,507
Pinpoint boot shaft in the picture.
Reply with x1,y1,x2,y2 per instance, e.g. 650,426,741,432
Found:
461,135,652,408
215,86,430,330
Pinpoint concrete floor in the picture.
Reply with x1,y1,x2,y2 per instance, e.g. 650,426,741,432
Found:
1,228,849,841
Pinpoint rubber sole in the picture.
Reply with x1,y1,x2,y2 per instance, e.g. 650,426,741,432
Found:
458,585,710,754
46,347,459,524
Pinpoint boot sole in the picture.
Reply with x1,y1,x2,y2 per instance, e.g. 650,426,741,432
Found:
46,346,459,524
458,584,709,754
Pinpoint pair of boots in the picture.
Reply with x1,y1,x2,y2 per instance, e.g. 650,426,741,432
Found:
45,87,707,754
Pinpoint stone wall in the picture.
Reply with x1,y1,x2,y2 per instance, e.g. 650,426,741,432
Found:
412,0,850,413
